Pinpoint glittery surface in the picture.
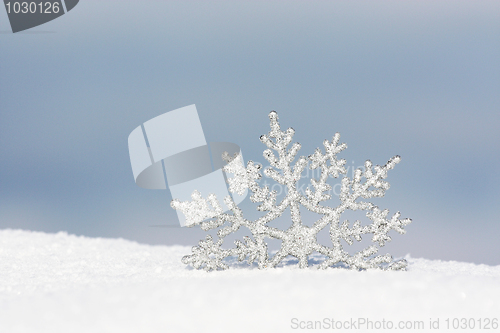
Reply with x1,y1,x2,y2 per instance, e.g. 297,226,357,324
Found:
172,111,411,271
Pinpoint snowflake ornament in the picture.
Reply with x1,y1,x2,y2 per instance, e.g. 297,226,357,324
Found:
171,111,412,271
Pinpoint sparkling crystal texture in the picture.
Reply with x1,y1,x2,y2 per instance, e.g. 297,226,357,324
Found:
171,111,412,271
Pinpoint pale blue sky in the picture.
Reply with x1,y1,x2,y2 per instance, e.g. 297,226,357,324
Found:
1,1,499,264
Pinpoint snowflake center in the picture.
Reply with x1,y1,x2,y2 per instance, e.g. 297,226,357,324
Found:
284,226,315,257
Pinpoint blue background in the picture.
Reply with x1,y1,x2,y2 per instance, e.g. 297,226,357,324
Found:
1,1,499,264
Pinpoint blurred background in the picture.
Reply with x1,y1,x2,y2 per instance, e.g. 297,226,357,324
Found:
1,1,498,264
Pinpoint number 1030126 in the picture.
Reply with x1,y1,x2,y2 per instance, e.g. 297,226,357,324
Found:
5,2,60,14
445,318,498,330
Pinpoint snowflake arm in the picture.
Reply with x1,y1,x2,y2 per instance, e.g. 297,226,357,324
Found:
367,208,412,247
223,152,262,195
170,191,223,226
182,235,231,271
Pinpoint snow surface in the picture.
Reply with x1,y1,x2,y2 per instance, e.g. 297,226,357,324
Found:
0,229,499,332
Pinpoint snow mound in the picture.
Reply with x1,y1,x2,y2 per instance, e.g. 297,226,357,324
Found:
0,229,499,332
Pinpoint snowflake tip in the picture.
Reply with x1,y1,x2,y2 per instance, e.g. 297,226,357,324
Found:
170,199,179,209
332,132,341,143
387,155,401,169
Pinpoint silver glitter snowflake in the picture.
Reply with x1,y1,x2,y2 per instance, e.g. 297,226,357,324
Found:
171,111,411,271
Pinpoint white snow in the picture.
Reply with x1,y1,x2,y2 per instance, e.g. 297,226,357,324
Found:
0,229,499,332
